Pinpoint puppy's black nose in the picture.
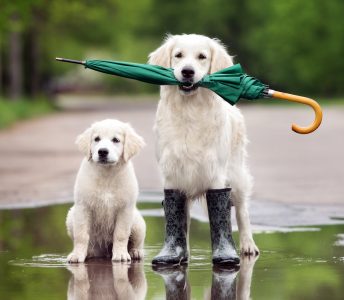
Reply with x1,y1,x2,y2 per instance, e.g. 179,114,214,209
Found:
181,67,195,79
98,148,109,157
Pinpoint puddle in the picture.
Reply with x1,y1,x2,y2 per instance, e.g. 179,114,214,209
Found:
0,203,343,299
10,254,69,268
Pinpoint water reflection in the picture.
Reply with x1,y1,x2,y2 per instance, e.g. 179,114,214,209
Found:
208,265,238,299
236,256,259,300
153,255,258,300
152,265,190,299
1,205,344,300
66,255,257,300
67,260,147,300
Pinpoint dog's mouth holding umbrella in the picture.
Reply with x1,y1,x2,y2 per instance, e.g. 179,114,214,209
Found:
55,57,323,134
179,82,198,93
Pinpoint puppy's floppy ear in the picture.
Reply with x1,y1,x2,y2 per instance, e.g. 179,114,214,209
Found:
123,124,145,162
148,34,175,68
75,127,92,159
210,38,234,73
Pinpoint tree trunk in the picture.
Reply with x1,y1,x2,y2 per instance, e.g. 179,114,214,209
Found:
0,45,2,96
9,14,23,100
27,28,40,97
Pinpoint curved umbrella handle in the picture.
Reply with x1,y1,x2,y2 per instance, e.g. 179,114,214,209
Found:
269,90,323,134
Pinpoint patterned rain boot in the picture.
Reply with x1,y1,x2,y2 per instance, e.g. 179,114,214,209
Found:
152,189,188,265
206,188,240,265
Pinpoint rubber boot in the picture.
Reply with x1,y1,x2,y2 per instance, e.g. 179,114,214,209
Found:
206,188,240,265
152,189,188,265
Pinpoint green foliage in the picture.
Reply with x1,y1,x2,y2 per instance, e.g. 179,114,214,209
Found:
0,98,55,128
1,0,344,96
243,0,344,95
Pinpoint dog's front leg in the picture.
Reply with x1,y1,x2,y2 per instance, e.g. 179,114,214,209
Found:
67,205,90,263
235,201,259,256
112,208,133,262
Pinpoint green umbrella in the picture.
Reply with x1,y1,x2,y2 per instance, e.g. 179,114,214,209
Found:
56,57,322,134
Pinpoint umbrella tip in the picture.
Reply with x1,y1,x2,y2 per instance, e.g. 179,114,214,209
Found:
55,57,85,65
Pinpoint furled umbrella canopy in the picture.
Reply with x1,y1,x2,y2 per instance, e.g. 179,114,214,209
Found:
85,60,180,86
84,60,267,105
198,64,268,105
56,58,322,134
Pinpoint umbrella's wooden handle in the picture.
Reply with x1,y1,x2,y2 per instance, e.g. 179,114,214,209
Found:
271,91,322,134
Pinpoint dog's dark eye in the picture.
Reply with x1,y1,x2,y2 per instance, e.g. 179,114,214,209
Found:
175,52,183,58
94,136,100,142
198,53,206,60
112,137,120,143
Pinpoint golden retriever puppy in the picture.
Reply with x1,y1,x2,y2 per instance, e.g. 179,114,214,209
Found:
66,119,146,263
149,34,258,265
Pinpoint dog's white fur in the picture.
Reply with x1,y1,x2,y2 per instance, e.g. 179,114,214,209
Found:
66,119,146,263
149,34,258,254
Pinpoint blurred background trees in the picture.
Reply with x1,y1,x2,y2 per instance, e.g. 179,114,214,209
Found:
0,0,343,100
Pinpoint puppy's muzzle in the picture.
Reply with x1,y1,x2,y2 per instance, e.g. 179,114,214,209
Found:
98,148,109,162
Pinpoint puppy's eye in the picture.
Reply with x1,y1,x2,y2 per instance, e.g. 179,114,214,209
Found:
112,137,120,143
94,136,100,142
198,53,206,60
175,52,183,58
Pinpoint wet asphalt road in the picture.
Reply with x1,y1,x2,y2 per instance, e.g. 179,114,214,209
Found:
0,96,343,226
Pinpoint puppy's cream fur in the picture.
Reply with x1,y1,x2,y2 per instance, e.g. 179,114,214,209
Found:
66,119,146,263
149,34,258,254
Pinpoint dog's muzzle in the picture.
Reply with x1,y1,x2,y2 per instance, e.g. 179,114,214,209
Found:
179,67,198,93
98,148,109,163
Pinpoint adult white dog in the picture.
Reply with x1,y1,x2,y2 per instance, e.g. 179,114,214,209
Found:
66,119,146,263
149,34,258,265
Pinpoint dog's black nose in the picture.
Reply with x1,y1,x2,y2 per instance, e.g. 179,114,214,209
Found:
98,148,109,157
181,67,195,79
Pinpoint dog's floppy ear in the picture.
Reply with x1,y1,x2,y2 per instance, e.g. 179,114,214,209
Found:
148,35,175,68
123,124,145,162
210,39,234,73
75,127,92,159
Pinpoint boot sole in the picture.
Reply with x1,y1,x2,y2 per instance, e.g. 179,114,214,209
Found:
213,257,240,266
152,256,188,266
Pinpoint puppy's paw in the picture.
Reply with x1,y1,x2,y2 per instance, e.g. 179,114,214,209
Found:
240,236,259,256
67,252,86,263
129,248,144,260
112,249,131,262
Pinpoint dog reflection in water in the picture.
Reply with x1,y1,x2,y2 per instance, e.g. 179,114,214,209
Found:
153,256,258,300
67,260,147,300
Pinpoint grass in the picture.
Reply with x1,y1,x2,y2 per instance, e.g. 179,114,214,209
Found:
0,98,56,129
312,97,344,106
